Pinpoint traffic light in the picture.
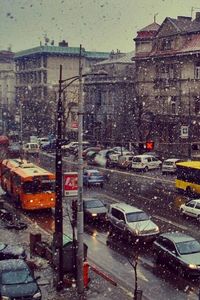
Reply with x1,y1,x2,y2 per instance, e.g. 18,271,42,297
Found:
146,140,154,151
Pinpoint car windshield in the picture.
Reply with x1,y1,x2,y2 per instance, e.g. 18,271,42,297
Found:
0,244,6,251
132,157,141,163
126,211,149,222
84,200,104,208
163,161,174,166
176,240,200,255
2,269,34,284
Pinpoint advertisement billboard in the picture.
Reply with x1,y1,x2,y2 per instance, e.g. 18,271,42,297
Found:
63,172,78,196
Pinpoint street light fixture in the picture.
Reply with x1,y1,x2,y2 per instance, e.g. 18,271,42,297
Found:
53,45,107,293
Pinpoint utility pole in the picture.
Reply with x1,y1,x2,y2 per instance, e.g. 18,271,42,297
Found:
20,101,23,146
53,64,64,291
76,44,84,296
188,86,192,160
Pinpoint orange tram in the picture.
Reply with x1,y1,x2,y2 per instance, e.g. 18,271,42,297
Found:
0,159,55,210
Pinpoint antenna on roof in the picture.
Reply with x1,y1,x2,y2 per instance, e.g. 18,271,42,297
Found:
154,13,158,23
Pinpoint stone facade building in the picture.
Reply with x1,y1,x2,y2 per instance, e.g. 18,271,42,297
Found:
83,51,135,146
0,50,15,135
134,13,200,158
14,41,109,139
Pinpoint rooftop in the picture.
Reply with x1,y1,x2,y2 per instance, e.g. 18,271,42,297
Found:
14,45,110,60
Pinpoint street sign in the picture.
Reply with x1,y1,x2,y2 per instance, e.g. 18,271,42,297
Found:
71,121,78,129
63,172,78,196
181,126,189,138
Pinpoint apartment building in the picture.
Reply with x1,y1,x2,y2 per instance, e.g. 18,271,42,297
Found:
14,41,109,138
134,13,200,157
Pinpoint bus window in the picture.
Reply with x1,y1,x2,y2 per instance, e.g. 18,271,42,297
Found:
23,181,41,194
41,180,55,192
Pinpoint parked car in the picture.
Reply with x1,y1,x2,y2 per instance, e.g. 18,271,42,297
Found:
112,147,130,154
94,149,115,167
107,152,121,167
62,141,90,152
0,243,26,260
8,142,22,158
82,146,101,159
132,154,162,171
153,232,200,277
83,169,105,187
107,202,159,242
42,140,56,152
0,259,42,299
180,199,200,221
162,158,182,174
85,151,98,165
38,137,49,147
117,154,134,169
23,142,39,155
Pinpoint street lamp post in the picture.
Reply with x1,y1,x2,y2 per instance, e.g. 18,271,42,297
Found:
53,48,107,293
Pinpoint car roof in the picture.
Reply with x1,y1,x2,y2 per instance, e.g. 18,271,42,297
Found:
83,198,103,202
163,158,180,162
85,169,99,173
160,232,195,243
0,259,27,271
188,199,200,204
110,202,142,213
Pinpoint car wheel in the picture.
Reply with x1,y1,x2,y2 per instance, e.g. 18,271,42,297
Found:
177,265,184,277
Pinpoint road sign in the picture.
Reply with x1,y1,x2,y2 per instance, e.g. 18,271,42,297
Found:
63,172,78,196
181,126,189,138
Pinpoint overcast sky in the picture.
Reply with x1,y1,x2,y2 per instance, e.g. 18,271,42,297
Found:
1,0,200,53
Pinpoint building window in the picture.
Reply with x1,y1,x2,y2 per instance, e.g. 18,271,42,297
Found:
160,39,172,50
194,96,200,114
195,63,200,79
96,90,102,106
170,96,178,115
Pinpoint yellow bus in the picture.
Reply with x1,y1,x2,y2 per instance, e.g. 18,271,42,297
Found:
0,159,55,210
176,161,200,195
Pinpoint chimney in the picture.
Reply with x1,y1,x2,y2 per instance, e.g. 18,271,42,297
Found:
59,40,68,47
195,12,200,22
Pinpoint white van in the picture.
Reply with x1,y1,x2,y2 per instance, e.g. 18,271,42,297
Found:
132,155,162,171
62,141,90,152
38,137,49,147
23,142,39,154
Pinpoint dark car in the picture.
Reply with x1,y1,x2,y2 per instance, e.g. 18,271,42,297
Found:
8,142,22,158
0,259,42,299
153,232,200,277
83,198,108,223
71,198,108,224
82,146,101,159
83,169,105,187
41,140,56,152
0,243,26,260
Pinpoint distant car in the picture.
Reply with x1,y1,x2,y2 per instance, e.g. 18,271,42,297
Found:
180,199,200,221
83,198,108,223
162,158,182,174
0,259,42,299
132,154,162,171
38,137,49,147
0,243,26,260
62,141,90,152
82,147,101,159
153,232,200,277
83,169,105,187
8,142,21,158
23,142,39,155
42,140,56,152
112,147,130,154
107,202,159,243
94,149,115,167
117,154,134,169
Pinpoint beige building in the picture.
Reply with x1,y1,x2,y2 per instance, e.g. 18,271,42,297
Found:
134,13,200,158
0,50,15,134
14,41,109,139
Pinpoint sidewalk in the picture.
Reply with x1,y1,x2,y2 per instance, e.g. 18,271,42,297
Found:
0,202,136,300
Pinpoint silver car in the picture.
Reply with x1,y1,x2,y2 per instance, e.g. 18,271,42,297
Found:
162,158,182,174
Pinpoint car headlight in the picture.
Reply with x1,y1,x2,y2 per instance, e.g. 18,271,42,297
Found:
154,226,160,232
188,263,198,269
92,213,97,217
134,229,139,235
2,296,10,300
33,291,42,299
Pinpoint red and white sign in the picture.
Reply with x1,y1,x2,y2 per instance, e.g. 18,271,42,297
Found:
71,121,78,129
63,172,78,196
